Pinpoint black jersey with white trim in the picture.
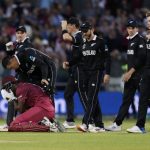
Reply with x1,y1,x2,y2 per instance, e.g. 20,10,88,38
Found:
6,37,33,56
145,38,150,69
79,35,111,74
15,48,56,86
127,33,146,78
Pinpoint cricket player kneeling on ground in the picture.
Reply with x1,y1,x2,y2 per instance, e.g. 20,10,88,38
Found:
1,76,65,132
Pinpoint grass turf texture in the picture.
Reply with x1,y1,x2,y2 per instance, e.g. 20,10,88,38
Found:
0,117,150,150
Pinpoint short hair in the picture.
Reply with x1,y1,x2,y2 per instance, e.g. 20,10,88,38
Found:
67,17,80,28
2,56,13,69
146,12,150,18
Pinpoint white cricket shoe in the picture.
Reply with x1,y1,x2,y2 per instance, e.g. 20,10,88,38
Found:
41,117,59,132
88,126,105,133
105,122,121,131
126,126,146,133
63,121,76,129
0,124,8,132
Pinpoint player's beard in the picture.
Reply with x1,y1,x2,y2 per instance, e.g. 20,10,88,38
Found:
85,31,92,40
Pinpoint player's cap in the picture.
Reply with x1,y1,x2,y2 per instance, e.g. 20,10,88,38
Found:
16,26,26,32
126,19,138,28
67,17,80,28
80,22,92,33
2,76,17,89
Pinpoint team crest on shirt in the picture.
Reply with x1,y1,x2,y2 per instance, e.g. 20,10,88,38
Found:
27,65,36,74
130,43,135,46
19,45,23,48
139,44,144,48
127,49,134,55
91,43,96,47
29,56,36,62
91,83,95,86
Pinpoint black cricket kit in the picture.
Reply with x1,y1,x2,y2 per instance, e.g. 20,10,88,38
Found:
6,37,33,56
114,33,146,126
6,37,33,126
15,48,57,90
78,35,111,127
64,31,84,122
136,37,150,128
15,37,33,52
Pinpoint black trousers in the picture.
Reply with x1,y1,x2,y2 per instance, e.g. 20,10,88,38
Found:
136,70,150,128
114,78,140,126
64,67,89,122
64,76,76,122
77,68,104,128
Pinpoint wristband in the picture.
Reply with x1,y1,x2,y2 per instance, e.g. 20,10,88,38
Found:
62,30,68,35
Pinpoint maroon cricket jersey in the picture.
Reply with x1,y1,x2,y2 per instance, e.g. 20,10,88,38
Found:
16,83,54,112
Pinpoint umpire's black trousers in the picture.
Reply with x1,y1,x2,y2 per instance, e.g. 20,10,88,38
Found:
114,77,140,126
136,70,150,128
77,68,104,128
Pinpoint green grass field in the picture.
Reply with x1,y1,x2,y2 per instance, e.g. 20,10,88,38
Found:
0,117,150,150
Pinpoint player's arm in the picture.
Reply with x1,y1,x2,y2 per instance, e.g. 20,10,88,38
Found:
61,20,74,42
123,38,146,82
63,45,82,68
14,100,25,113
132,38,146,71
69,48,82,66
5,41,16,56
25,49,49,85
15,86,28,113
100,39,111,84
34,58,49,85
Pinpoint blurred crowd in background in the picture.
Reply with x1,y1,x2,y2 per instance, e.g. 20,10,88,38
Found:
0,0,150,91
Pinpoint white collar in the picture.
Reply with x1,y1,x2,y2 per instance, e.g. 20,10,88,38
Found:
72,30,81,36
127,32,138,40
92,35,97,40
16,37,29,43
84,35,97,42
